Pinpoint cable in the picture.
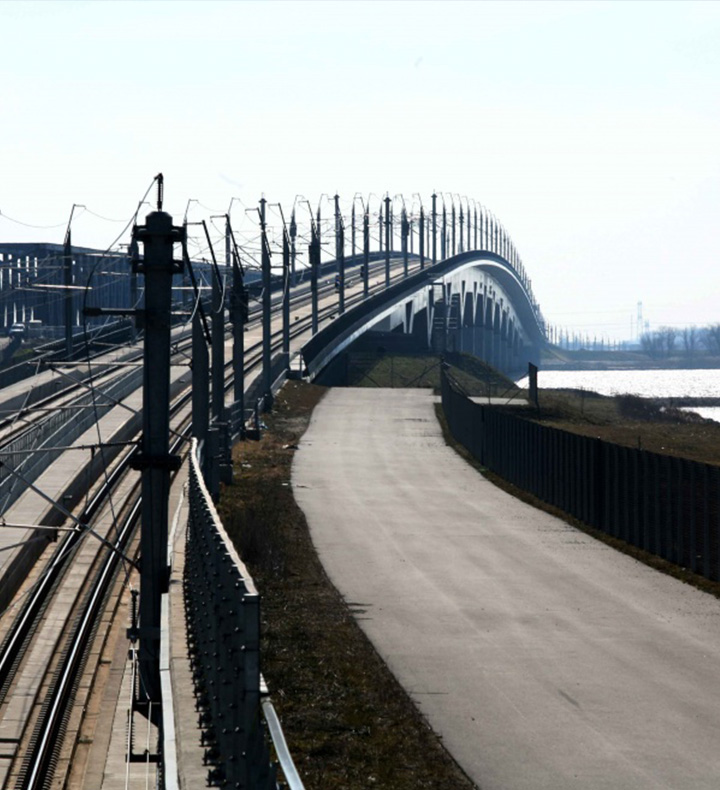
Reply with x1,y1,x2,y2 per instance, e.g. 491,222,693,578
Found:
0,209,69,230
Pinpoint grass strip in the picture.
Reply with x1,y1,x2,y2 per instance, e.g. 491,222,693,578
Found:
219,381,478,790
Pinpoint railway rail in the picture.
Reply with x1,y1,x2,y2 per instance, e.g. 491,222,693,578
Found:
0,252,417,788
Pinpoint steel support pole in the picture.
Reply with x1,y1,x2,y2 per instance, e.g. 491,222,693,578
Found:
351,203,356,269
402,208,409,276
378,205,383,254
129,237,139,342
132,210,183,703
64,233,73,359
260,198,272,408
192,309,209,466
451,203,456,255
384,195,391,287
419,206,425,269
231,253,245,437
459,205,464,254
310,224,319,334
335,194,345,314
363,209,370,297
432,193,437,265
441,204,447,260
290,210,297,287
282,228,290,357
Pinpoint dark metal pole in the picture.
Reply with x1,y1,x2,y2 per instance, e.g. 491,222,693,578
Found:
363,208,370,297
351,202,356,269
260,198,272,408
432,192,437,265
378,204,383,254
467,201,472,251
451,201,456,255
335,194,345,314
419,206,425,269
129,236,139,342
459,204,464,254
384,194,391,287
282,224,291,356
132,207,184,703
63,230,73,359
290,210,297,287
401,208,409,276
441,202,447,260
192,308,209,463
231,250,246,437
310,219,319,334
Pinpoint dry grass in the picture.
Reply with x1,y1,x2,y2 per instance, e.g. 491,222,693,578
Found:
219,381,477,790
525,389,720,466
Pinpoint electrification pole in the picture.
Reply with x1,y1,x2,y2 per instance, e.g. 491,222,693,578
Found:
441,202,447,260
310,216,319,334
63,217,73,359
432,192,437,265
131,185,184,704
290,210,297,288
363,207,370,297
226,216,246,438
419,205,425,269
384,194,391,287
335,194,345,314
260,198,272,408
282,219,291,358
401,207,409,276
459,204,464,254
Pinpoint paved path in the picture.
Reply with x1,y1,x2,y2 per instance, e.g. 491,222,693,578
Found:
293,389,720,790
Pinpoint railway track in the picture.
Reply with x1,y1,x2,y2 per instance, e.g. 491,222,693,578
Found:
0,252,418,788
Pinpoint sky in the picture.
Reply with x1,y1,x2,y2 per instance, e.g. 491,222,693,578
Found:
2,0,720,342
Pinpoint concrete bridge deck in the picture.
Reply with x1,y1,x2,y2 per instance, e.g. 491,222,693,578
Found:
293,388,720,790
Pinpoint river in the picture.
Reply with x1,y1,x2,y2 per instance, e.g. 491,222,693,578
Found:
515,368,720,421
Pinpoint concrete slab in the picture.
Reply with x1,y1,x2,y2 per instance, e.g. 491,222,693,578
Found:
293,388,720,790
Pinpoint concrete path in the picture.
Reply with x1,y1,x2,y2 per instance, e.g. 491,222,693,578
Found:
292,389,720,790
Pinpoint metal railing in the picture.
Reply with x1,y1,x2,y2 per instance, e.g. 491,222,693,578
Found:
441,368,720,583
183,439,304,789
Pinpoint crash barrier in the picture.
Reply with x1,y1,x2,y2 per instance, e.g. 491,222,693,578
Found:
441,368,720,582
184,439,304,789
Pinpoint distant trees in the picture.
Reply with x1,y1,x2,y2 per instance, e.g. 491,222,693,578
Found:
640,323,720,360
640,326,677,359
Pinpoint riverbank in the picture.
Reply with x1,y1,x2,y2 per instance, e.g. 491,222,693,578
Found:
541,347,720,371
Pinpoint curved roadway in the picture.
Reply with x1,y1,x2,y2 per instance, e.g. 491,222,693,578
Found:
292,388,720,790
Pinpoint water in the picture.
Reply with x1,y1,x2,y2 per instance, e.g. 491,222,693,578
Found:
515,368,720,421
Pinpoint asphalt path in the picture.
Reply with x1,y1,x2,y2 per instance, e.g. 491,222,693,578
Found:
292,388,720,790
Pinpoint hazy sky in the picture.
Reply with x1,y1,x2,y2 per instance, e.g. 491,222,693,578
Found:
3,1,720,341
